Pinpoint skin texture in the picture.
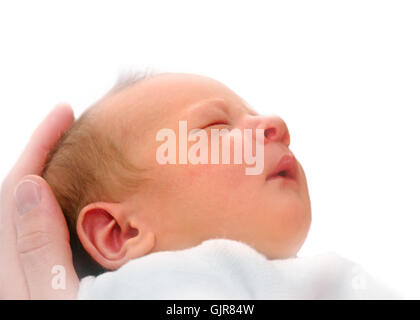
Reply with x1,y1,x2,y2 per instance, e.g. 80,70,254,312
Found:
77,73,312,270
0,104,79,299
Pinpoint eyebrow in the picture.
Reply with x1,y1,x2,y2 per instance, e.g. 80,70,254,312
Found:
186,98,257,119
186,98,231,119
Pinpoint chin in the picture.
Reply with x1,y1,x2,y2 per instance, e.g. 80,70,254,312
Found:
259,201,311,259
263,232,308,260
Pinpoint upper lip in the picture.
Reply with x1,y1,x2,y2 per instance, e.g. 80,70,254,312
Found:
266,153,298,181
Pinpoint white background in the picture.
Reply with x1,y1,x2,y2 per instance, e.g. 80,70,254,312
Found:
1,1,419,298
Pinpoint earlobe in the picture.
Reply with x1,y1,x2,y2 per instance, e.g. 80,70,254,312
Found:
76,202,156,270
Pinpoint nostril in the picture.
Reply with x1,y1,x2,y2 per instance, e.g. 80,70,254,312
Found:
264,127,276,139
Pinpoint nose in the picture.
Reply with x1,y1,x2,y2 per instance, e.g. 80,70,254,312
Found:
244,115,290,147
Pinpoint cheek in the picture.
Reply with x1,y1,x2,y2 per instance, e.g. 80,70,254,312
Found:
182,166,235,205
190,164,248,186
174,163,254,213
184,129,258,187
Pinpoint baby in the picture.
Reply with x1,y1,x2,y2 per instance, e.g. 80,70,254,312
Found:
42,72,395,299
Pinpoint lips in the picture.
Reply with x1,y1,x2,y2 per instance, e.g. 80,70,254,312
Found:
266,154,298,181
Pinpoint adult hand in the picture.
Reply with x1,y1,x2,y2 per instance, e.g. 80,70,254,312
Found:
0,104,79,299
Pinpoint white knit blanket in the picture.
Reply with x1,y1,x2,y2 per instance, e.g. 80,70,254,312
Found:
77,239,399,299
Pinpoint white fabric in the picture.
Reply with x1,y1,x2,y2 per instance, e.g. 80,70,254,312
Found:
77,239,399,299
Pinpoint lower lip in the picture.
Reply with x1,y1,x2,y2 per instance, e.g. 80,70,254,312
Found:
271,175,297,182
267,174,299,188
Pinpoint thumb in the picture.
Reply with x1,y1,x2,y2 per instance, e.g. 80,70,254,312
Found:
14,175,79,299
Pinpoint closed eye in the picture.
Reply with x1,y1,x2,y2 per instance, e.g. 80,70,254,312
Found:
204,121,229,128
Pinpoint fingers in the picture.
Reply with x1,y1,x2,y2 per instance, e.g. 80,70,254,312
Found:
8,104,74,184
0,103,74,299
14,175,79,299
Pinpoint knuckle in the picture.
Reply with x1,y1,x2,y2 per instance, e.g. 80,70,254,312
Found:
17,231,53,255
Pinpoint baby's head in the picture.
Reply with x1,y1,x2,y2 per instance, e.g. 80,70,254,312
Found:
42,73,311,277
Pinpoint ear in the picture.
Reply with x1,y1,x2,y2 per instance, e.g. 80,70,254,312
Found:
76,202,156,270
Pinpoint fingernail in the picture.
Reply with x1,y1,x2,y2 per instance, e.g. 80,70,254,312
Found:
14,180,41,216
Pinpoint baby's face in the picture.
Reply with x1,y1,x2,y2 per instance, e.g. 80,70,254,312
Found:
99,73,311,260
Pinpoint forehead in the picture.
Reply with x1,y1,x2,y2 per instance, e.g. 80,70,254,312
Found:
100,73,253,128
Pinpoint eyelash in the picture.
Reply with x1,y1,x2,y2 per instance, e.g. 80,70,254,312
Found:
204,121,229,128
